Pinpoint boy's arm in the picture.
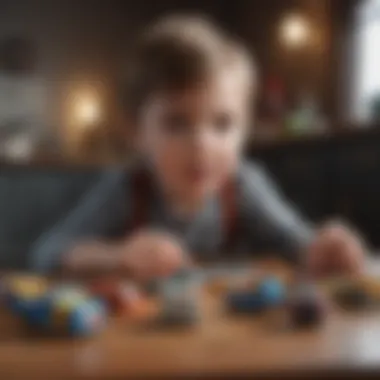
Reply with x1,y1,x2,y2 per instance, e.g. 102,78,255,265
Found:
240,162,315,262
30,168,129,273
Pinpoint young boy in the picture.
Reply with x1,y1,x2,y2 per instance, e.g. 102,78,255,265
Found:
31,16,365,280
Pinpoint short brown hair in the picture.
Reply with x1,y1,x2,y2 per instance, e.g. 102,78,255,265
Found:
124,15,256,119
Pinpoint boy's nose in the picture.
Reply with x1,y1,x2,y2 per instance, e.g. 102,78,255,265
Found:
191,128,215,148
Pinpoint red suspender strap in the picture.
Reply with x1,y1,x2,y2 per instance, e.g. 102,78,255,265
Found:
220,178,239,251
130,167,152,232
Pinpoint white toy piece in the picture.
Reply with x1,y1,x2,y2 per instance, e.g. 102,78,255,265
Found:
159,270,201,326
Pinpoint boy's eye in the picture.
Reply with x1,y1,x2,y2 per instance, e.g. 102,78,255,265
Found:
213,112,233,133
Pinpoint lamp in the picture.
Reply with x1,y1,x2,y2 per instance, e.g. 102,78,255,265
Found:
280,14,310,48
73,91,102,130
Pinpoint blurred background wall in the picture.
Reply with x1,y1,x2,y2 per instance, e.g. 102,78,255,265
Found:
0,0,363,163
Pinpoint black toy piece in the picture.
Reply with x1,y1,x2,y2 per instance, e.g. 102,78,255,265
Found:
287,283,327,328
289,297,324,327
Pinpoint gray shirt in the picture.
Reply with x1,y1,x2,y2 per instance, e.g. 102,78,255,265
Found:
30,161,314,272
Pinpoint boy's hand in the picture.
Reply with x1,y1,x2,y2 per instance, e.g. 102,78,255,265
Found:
306,223,366,277
121,231,188,281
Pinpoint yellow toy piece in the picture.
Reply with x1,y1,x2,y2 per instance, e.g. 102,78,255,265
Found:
50,287,89,330
321,275,380,302
53,289,87,310
320,276,360,292
358,276,380,298
6,275,48,300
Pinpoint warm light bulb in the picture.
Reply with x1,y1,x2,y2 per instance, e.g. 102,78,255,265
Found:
75,95,101,127
281,15,310,48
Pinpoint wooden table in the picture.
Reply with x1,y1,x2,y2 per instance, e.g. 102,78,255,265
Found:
2,261,380,380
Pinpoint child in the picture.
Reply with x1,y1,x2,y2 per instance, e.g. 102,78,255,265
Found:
31,15,365,280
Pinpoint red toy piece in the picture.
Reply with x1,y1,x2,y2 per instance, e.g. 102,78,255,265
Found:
90,279,141,316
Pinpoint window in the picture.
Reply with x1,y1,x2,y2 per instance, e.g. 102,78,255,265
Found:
355,0,380,122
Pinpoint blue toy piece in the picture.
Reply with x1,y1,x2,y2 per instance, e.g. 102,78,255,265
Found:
3,278,107,337
19,285,107,337
4,276,49,316
67,299,107,337
257,277,285,307
47,286,107,337
226,291,264,313
226,277,285,314
20,294,47,324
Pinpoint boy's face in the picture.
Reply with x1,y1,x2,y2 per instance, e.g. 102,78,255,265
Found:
138,71,249,201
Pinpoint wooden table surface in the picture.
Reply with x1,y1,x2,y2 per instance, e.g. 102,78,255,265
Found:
2,261,380,380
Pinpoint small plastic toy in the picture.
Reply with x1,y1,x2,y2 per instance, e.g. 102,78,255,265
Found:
287,283,327,328
3,278,107,338
361,276,380,298
90,279,141,315
258,277,286,306
25,285,107,337
333,282,372,310
205,264,255,295
4,275,49,315
158,270,201,326
226,277,285,314
322,276,377,311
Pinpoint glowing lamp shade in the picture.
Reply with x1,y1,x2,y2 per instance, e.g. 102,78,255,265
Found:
280,15,310,48
74,93,101,128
